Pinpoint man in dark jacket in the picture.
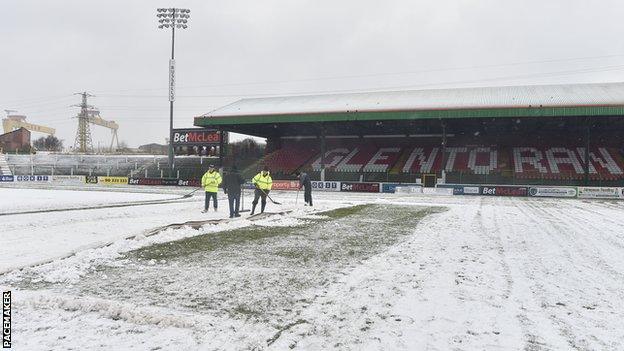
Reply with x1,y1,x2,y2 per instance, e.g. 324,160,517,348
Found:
296,171,313,206
223,165,245,218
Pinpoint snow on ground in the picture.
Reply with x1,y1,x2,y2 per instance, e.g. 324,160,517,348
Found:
1,186,624,350
0,187,180,213
0,187,348,273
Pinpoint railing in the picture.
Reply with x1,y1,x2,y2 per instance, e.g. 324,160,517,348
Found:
305,170,624,187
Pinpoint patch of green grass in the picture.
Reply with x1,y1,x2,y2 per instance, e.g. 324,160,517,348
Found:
128,224,299,260
317,204,370,219
129,205,376,261
231,304,263,319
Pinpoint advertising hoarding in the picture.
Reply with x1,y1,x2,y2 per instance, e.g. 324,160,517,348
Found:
171,129,225,146
577,187,621,199
128,178,178,186
529,187,577,198
480,186,528,197
15,175,50,182
340,182,380,193
311,181,341,192
52,175,86,184
272,180,300,190
98,177,129,185
381,183,420,193
177,179,201,187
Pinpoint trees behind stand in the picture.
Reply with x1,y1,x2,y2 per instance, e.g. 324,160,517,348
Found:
33,135,63,152
227,138,265,159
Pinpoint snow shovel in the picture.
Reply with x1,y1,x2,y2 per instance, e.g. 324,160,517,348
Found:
295,187,300,205
183,188,202,198
259,187,281,205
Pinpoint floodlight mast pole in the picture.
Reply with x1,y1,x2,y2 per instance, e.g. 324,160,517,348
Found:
157,8,190,178
169,17,175,178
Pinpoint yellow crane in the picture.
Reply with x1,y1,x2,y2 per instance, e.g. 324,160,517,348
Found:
2,110,56,135
86,108,120,151
73,93,120,153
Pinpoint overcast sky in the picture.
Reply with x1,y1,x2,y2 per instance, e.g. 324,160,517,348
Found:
2,0,624,148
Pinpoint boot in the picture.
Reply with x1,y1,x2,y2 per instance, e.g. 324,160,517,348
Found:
261,202,266,213
251,203,257,215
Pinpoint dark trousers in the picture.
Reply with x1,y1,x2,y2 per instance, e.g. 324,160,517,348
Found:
205,191,217,210
228,193,240,217
251,189,269,213
304,186,312,206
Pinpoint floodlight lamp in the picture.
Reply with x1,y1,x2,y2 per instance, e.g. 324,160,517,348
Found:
158,25,164,28
167,8,174,12
182,25,187,29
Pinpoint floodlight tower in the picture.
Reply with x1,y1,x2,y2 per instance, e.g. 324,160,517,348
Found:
157,7,190,177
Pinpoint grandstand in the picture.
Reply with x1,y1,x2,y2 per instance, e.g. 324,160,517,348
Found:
0,154,12,176
195,81,624,186
2,152,227,179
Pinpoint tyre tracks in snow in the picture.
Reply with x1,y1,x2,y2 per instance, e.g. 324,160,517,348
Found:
509,198,624,350
275,197,624,350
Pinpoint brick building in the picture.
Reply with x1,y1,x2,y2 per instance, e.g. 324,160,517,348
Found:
0,127,31,153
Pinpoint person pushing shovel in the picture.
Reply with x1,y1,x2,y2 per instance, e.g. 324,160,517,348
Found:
250,166,273,215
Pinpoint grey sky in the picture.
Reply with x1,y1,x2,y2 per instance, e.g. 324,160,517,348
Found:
2,0,624,148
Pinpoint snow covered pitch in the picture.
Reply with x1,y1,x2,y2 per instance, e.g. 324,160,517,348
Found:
1,186,623,350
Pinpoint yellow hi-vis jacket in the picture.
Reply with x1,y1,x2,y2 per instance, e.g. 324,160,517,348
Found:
252,172,273,190
201,170,222,193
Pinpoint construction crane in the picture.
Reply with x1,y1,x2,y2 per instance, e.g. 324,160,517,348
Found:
73,92,119,153
2,110,56,135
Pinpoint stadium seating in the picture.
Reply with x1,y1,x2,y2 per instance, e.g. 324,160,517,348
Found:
513,146,624,180
271,140,624,182
0,154,12,175
4,154,164,177
263,143,318,175
5,141,623,185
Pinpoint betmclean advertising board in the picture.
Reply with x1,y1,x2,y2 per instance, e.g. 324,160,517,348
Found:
340,182,380,193
128,178,178,186
172,129,225,146
177,179,201,187
480,186,528,197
